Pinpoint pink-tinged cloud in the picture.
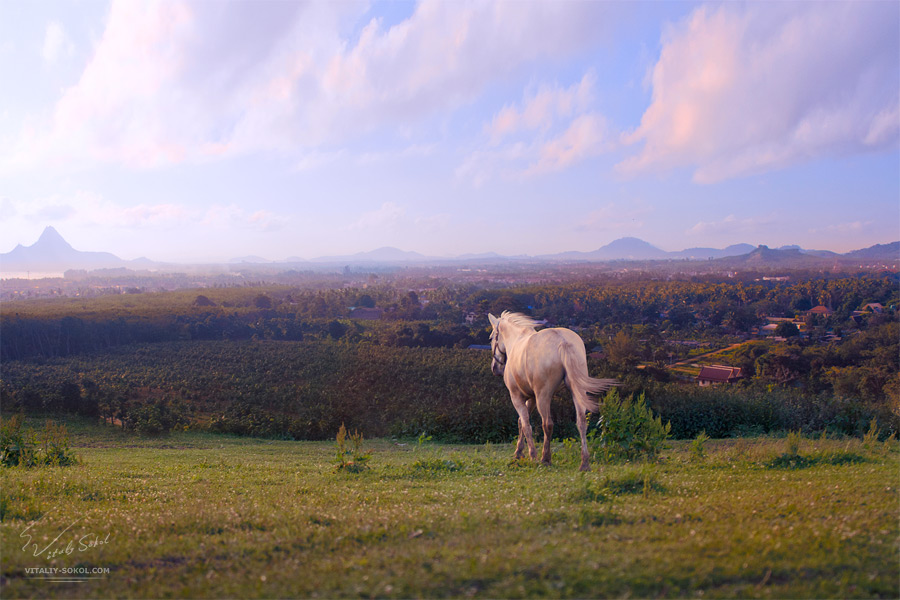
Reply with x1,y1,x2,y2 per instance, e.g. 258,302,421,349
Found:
486,72,596,144
619,2,900,183
460,70,606,183
527,113,606,175
3,1,608,173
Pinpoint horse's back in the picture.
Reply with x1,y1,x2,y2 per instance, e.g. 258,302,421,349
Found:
532,327,586,354
512,328,585,390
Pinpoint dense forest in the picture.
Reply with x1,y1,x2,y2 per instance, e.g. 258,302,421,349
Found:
1,271,897,441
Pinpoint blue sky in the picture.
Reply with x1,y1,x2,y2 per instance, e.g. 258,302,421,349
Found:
1,1,898,263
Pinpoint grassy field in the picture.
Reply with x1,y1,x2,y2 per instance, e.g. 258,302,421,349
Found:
1,421,898,599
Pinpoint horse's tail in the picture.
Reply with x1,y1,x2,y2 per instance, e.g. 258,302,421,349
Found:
560,340,619,414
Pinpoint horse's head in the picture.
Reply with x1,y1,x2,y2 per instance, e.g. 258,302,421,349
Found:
488,313,507,376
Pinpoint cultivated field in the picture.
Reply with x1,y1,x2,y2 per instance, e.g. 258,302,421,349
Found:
2,423,897,599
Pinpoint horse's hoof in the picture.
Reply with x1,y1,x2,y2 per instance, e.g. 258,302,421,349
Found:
579,463,591,472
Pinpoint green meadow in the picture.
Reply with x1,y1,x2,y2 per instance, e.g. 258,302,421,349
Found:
1,421,897,599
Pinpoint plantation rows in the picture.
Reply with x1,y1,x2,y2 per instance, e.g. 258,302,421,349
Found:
2,340,895,442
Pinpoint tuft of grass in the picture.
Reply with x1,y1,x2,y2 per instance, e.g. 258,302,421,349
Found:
689,430,710,462
570,466,663,503
333,423,371,473
785,430,803,457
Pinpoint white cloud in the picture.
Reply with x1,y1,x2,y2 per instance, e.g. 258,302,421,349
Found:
202,204,287,232
294,149,348,172
346,201,406,232
812,220,873,235
573,201,649,235
1,191,192,231
460,70,608,184
41,21,73,64
344,202,450,250
454,143,529,187
526,113,607,175
686,214,774,237
619,2,900,183
3,1,608,174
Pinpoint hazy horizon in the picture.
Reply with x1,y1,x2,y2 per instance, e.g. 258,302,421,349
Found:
1,1,898,263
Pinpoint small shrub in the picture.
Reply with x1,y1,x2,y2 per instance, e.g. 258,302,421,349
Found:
785,430,802,457
862,418,881,451
334,423,370,473
689,430,710,462
591,390,671,463
1,416,77,467
1,414,32,467
38,420,77,466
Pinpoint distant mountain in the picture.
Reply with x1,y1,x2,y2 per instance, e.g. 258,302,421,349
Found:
0,226,126,273
229,255,272,264
671,243,756,260
714,245,824,267
800,249,840,258
312,246,430,263
455,251,508,260
843,241,899,260
542,239,761,261
542,237,669,261
591,237,670,260
777,245,839,259
746,245,814,263
3,226,896,276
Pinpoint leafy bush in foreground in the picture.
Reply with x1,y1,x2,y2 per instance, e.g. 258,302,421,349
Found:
590,390,671,462
1,415,77,467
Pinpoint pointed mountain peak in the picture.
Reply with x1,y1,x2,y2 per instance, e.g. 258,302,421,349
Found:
35,226,73,250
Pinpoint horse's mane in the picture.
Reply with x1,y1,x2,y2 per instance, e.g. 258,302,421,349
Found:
500,311,542,330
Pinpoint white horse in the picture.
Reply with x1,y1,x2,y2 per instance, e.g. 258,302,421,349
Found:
488,311,618,471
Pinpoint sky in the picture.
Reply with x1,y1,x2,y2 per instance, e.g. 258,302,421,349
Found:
0,0,898,263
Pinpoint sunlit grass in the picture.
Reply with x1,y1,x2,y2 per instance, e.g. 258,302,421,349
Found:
2,424,897,599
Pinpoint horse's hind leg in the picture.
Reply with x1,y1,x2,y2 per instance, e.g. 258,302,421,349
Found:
535,390,554,465
511,394,537,460
576,409,591,472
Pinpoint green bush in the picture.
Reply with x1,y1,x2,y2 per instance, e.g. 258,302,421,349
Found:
689,430,710,461
1,415,77,467
590,390,671,462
